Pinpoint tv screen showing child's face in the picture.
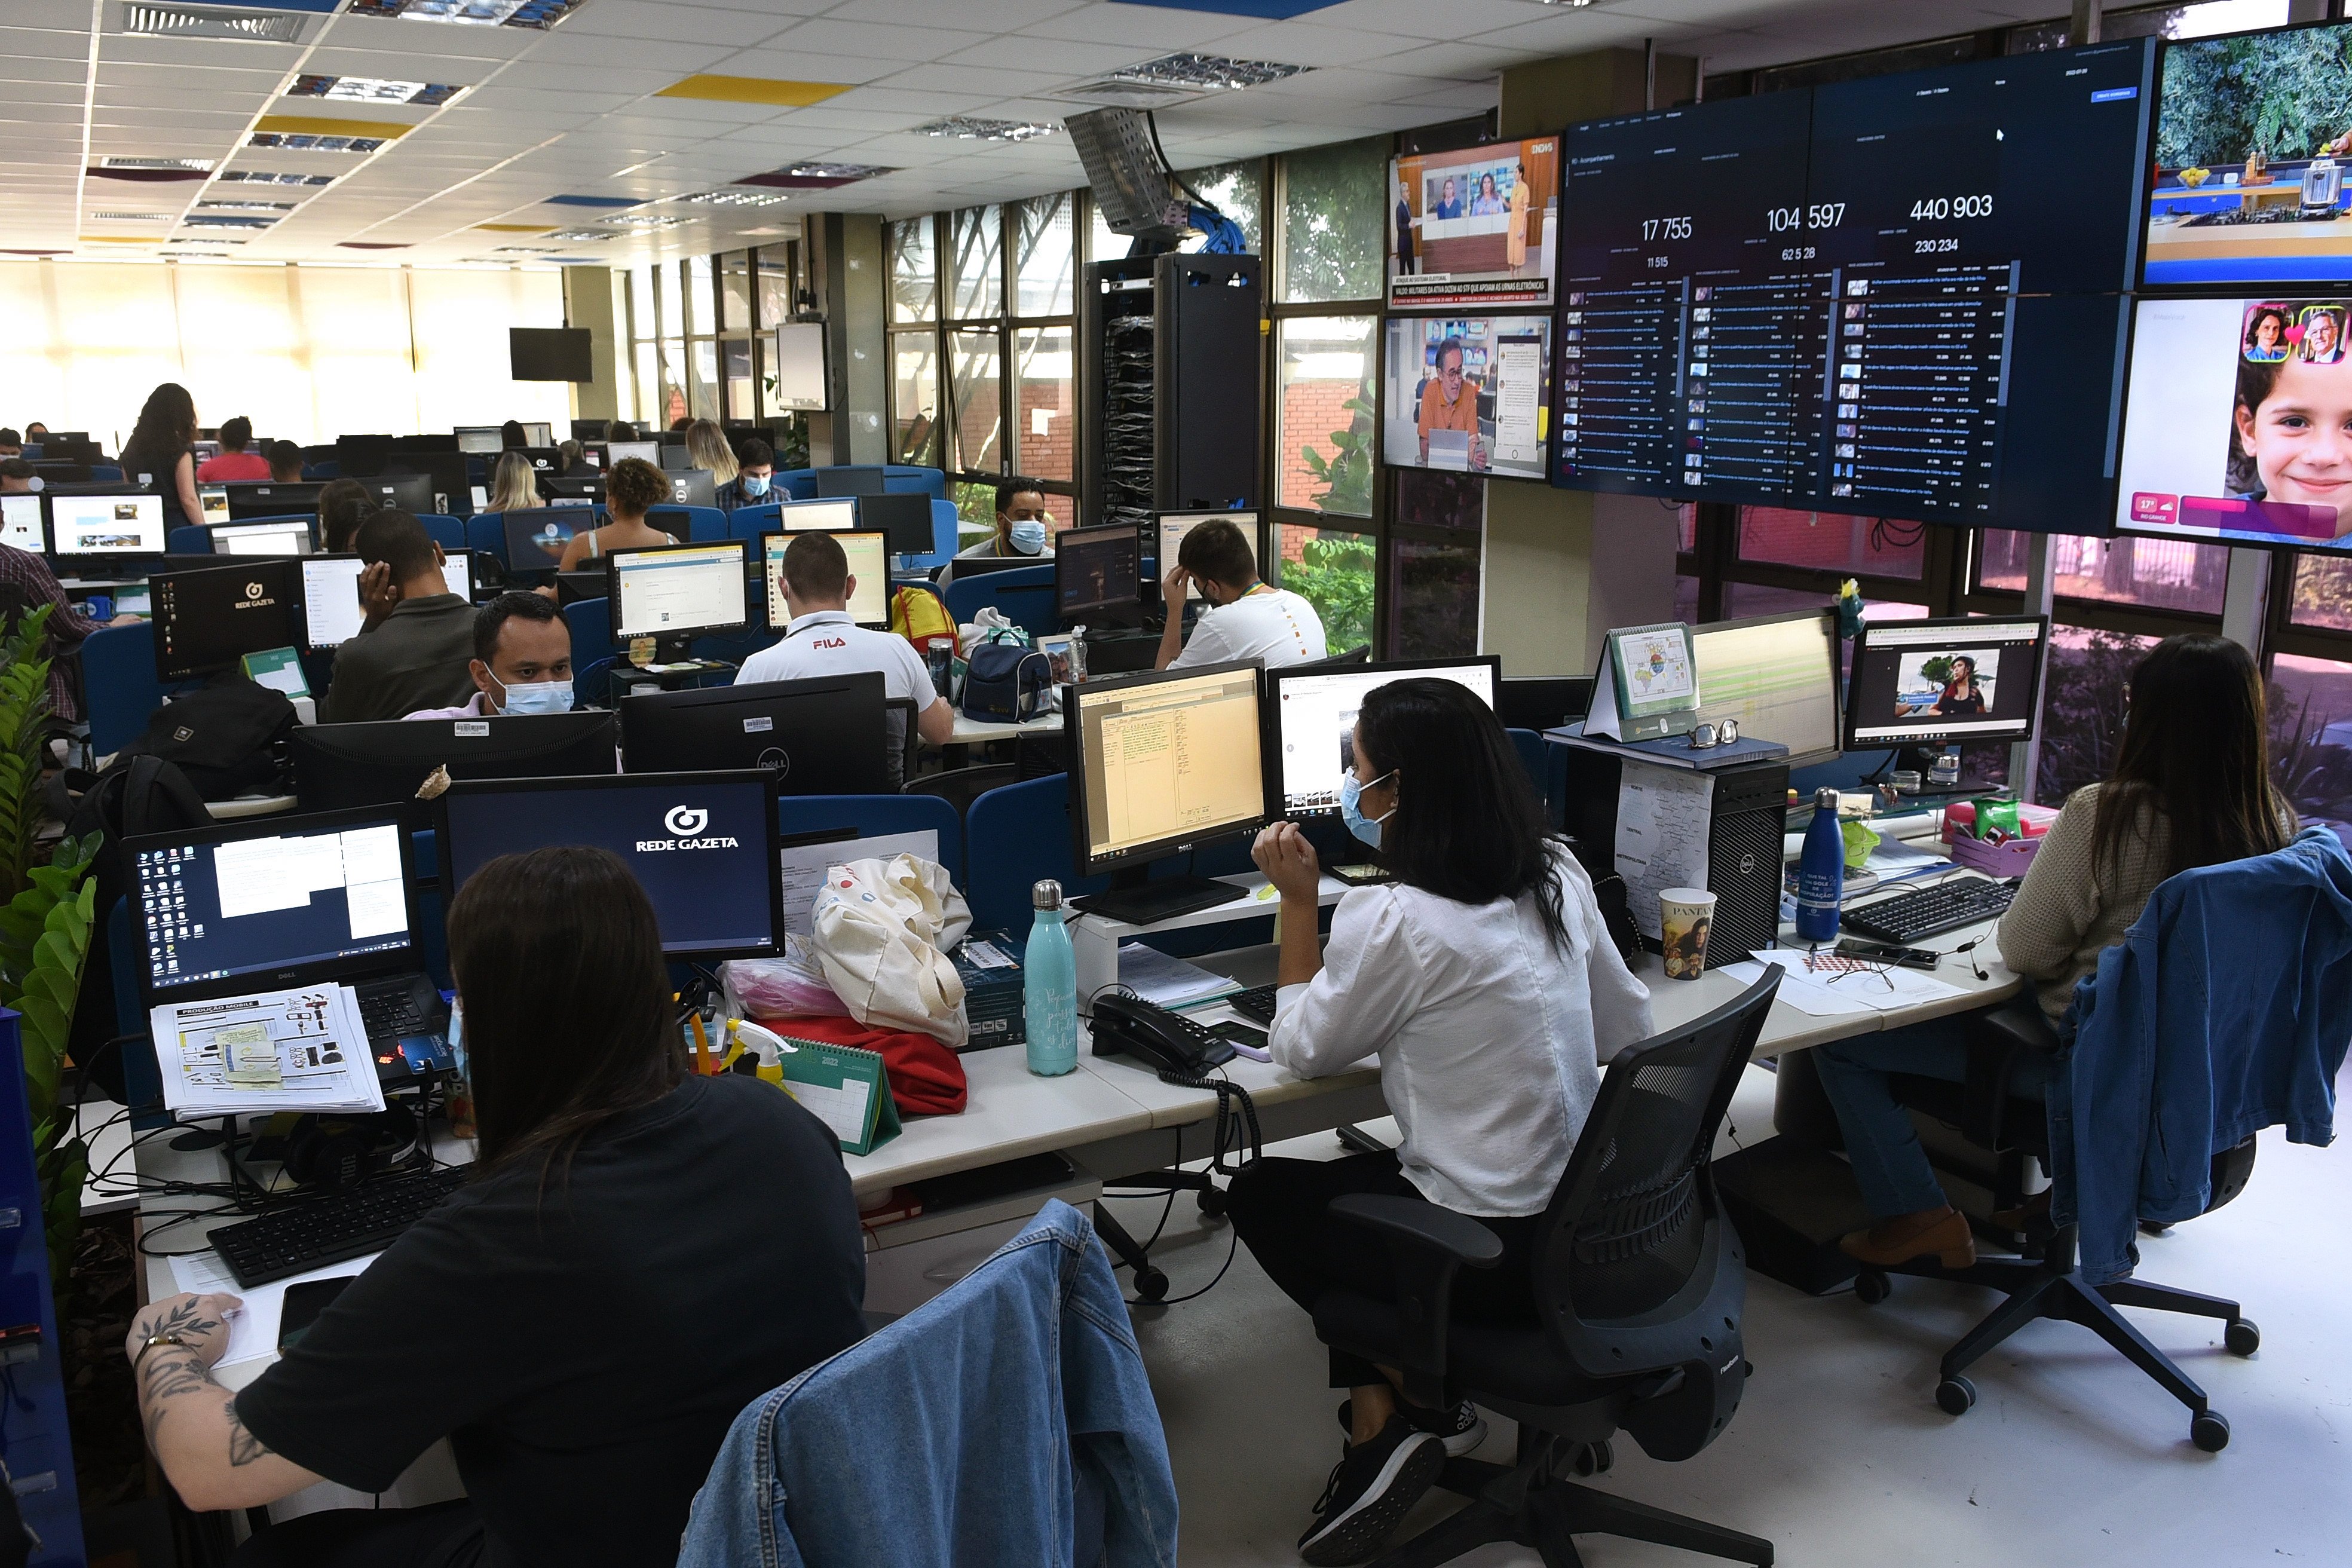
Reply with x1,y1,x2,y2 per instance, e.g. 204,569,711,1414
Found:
2118,295,2352,551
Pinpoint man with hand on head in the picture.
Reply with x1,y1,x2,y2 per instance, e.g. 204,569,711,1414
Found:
323,510,475,723
936,476,1052,592
406,593,574,719
740,531,954,785
1156,517,1328,671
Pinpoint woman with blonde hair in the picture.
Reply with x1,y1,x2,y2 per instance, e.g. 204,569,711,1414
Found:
486,449,540,514
685,419,739,487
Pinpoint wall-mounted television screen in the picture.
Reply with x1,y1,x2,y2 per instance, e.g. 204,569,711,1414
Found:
1382,314,1551,480
1388,136,1558,310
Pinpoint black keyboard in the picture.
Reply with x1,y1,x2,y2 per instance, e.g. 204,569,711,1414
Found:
1842,878,2017,945
209,1167,468,1288
1227,986,1278,1026
358,988,427,1039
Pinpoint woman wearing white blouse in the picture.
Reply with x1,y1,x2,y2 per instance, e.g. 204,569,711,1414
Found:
1228,679,1653,1567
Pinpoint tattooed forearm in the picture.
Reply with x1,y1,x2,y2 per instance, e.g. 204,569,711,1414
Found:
136,1348,213,1446
224,1400,272,1467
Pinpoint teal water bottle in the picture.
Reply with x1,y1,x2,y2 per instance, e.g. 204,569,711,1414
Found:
1024,879,1078,1076
1794,786,1844,943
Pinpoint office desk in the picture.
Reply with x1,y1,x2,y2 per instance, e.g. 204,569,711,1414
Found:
943,710,1060,746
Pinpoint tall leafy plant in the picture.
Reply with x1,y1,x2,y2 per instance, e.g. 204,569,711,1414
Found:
0,605,100,1279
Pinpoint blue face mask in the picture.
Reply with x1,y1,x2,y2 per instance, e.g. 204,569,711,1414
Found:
1009,520,1049,555
1338,770,1395,849
495,676,572,716
740,471,770,498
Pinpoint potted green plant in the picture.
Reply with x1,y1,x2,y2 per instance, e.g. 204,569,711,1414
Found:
0,605,100,1280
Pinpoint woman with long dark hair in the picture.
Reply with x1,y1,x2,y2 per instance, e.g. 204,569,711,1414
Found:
1229,678,1653,1566
119,381,201,532
1819,633,2296,1270
124,847,865,1568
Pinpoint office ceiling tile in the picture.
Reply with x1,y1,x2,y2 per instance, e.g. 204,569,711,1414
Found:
1018,4,1255,48
943,36,1161,74
566,1,799,47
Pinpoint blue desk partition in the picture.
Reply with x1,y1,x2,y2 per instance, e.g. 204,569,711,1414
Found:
777,794,964,886
943,565,1055,639
0,1008,86,1564
83,620,163,756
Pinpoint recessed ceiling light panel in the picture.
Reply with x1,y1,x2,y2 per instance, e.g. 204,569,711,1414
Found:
117,1,324,45
248,132,388,153
1110,51,1307,91
348,0,579,27
197,199,297,212
218,169,335,186
183,215,278,229
545,228,617,241
913,117,1058,142
97,155,215,172
673,189,790,207
91,211,173,222
737,161,894,190
608,213,687,228
289,74,465,106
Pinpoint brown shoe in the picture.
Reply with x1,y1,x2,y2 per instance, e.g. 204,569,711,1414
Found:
1840,1206,1976,1269
1989,1190,2052,1233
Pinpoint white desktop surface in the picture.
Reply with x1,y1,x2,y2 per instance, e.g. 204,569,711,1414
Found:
944,710,1061,745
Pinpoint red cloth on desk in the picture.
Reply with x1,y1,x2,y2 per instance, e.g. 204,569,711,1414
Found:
757,1013,968,1117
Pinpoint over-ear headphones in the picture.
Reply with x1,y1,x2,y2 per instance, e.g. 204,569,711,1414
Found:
281,1104,420,1192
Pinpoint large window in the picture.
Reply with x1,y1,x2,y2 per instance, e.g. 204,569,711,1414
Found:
621,238,804,445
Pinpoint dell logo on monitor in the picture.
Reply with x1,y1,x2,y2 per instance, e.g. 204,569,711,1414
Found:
665,806,709,837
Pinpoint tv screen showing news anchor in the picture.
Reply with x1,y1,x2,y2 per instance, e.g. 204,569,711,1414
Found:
1382,315,1552,481
2118,294,2352,551
1389,136,1558,310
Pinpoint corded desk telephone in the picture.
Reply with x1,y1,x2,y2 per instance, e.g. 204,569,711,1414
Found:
1091,993,1235,1075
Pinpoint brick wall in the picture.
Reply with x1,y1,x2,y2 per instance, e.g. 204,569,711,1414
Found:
1281,377,1361,510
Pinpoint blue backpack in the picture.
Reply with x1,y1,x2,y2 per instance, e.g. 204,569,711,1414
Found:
961,633,1052,722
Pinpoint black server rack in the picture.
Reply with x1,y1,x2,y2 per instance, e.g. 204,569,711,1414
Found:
1082,253,1262,529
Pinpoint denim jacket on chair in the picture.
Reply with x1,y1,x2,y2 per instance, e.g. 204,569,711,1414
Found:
2052,826,2352,1283
676,1199,1179,1568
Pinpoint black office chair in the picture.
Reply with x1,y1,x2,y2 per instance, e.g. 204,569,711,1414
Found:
902,763,1014,820
1857,993,2258,1451
883,696,922,791
1309,974,1780,1568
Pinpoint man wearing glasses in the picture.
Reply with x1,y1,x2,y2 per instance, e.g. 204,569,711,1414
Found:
1415,337,1488,471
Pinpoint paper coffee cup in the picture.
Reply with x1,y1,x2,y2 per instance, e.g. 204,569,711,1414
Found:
1659,887,1717,981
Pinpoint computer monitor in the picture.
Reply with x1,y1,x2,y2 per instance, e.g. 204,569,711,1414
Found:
1156,510,1257,600
665,469,717,510
520,422,553,448
607,440,659,466
618,675,886,795
299,554,365,648
1496,675,1592,733
151,558,304,681
503,509,584,573
191,439,220,461
608,539,750,641
659,441,693,471
780,498,857,532
289,712,618,813
111,582,151,618
335,434,394,479
1690,609,1843,768
521,446,561,475
384,453,469,516
361,474,434,514
29,461,91,485
446,549,477,599
1264,656,1502,819
762,529,889,630
1843,615,2049,750
124,805,422,1004
858,491,933,554
48,492,167,557
0,494,44,553
225,482,324,522
577,444,609,471
455,425,503,455
197,484,231,526
1064,662,1268,925
570,419,610,441
545,476,605,504
1055,524,1140,621
815,466,886,498
436,771,783,960
209,518,313,556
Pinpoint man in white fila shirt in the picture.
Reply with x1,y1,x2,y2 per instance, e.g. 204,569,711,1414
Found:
1156,517,1329,671
737,532,956,784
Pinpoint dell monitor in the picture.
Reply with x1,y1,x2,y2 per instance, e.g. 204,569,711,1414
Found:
780,498,858,532
48,492,167,558
503,509,584,574
665,469,717,510
455,425,504,455
858,491,933,554
1064,662,1267,926
335,434,394,479
151,558,304,682
1156,510,1257,600
618,675,887,795
0,494,44,553
545,476,605,504
1690,610,1843,768
1843,615,2048,751
609,540,750,653
209,518,313,556
289,712,618,814
762,529,889,630
225,482,323,522
607,440,659,467
1055,524,1141,621
436,771,783,960
1265,657,1501,819
814,466,886,498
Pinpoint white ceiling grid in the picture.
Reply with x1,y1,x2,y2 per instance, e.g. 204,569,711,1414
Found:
0,0,2059,270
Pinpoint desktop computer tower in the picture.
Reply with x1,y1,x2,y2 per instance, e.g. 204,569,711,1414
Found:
1559,749,1790,960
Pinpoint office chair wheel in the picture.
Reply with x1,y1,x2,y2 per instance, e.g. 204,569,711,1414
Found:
1196,1184,1227,1218
2191,1411,2231,1453
2225,1319,2260,1356
1852,1268,1891,1305
1134,1266,1169,1304
1934,1376,1977,1416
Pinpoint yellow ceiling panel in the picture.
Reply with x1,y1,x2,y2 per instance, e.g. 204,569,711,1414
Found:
653,75,849,108
252,114,415,139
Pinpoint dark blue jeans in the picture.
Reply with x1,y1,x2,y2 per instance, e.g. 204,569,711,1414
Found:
1813,1018,2056,1218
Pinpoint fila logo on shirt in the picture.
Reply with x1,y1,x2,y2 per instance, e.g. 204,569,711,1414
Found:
638,804,739,853
811,636,847,650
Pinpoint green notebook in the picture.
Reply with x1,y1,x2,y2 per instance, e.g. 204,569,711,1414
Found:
775,1038,901,1156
